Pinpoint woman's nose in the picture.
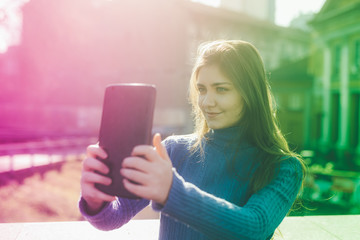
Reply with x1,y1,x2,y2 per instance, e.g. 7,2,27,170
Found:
201,93,216,108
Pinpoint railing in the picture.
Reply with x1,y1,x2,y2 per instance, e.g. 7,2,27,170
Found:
0,137,96,184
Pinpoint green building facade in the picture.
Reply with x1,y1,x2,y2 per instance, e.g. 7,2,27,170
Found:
310,0,360,170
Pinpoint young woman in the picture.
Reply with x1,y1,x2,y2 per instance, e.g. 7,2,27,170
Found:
79,40,305,240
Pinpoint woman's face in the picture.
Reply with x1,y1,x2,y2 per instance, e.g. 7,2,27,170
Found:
196,65,244,130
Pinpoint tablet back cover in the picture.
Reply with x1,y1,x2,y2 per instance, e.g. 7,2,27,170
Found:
95,83,156,198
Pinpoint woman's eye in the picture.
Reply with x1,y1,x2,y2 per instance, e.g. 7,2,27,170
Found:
197,87,206,94
216,87,228,93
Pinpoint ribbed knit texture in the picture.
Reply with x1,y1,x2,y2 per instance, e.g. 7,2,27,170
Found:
79,126,303,240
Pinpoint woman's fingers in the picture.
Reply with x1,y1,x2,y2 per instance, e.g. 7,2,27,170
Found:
121,134,173,204
87,144,108,159
81,171,112,186
120,168,149,185
131,145,158,162
122,156,151,172
131,134,170,164
123,179,156,199
81,168,115,205
81,144,115,212
82,182,115,203
83,157,109,175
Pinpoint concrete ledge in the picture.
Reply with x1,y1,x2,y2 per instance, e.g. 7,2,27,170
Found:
1,215,359,240
278,215,360,240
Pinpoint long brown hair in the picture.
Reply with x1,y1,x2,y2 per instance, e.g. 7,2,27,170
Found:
189,40,306,193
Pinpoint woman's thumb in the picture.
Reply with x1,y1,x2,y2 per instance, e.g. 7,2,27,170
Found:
153,133,169,160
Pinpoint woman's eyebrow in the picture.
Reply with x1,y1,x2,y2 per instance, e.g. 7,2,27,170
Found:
212,82,232,87
196,82,232,87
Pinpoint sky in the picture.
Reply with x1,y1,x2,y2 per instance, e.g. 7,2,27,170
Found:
275,0,326,26
193,0,327,26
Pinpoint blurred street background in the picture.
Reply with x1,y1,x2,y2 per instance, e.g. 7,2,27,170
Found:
0,0,359,222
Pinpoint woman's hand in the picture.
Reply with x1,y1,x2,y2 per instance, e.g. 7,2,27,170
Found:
120,133,173,205
81,144,116,214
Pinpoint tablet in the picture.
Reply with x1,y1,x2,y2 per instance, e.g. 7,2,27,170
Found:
95,83,156,198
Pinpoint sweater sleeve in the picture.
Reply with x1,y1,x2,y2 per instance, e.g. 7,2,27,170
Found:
79,197,149,231
153,158,303,240
78,137,182,231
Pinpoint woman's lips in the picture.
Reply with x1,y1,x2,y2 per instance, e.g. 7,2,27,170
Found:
206,112,222,118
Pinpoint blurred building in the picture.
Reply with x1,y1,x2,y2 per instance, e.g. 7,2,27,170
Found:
289,12,315,32
309,0,360,169
0,0,310,142
184,1,310,70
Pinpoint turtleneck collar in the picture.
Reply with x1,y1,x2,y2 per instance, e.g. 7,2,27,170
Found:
205,125,247,147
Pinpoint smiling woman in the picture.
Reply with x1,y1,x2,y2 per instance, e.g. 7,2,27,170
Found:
79,40,306,240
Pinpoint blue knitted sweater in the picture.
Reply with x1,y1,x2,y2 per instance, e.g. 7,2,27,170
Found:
79,127,303,240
